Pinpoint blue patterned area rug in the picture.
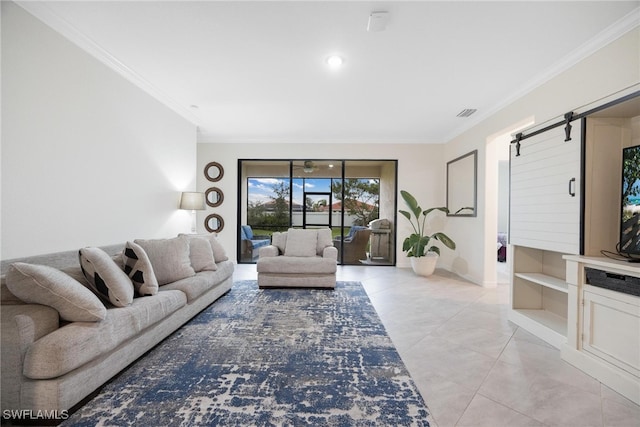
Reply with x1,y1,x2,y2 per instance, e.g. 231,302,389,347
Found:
64,281,430,426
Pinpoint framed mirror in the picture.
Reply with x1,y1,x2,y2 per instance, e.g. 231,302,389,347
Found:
204,162,224,182
204,214,224,233
446,150,477,217
205,187,224,207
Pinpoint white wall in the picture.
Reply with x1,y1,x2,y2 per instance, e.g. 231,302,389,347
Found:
197,143,445,266
1,2,198,259
442,27,640,286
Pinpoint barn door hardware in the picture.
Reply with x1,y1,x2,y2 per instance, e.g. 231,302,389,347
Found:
564,112,574,142
513,133,523,157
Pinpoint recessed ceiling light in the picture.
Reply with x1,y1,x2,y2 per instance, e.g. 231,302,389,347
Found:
326,55,344,68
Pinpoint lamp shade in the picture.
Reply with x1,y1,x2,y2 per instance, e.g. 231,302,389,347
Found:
179,192,205,210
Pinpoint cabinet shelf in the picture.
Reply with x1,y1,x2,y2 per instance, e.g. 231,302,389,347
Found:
514,273,568,293
510,247,569,349
513,308,568,336
509,308,567,349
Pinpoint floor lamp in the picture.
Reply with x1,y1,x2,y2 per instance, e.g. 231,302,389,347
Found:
180,192,206,233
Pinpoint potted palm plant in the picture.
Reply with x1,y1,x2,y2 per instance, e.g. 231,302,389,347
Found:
399,190,456,276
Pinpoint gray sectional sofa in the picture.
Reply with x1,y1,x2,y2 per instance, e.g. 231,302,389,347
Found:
0,233,234,416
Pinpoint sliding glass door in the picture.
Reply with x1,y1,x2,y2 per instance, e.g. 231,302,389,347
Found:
238,159,397,265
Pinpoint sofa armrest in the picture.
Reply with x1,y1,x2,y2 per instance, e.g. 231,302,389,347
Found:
258,245,280,258
1,304,59,410
322,246,338,261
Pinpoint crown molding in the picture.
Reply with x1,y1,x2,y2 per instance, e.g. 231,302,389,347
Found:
443,7,640,143
16,1,200,126
196,133,441,145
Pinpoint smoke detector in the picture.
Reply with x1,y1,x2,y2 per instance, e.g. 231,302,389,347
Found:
367,11,389,32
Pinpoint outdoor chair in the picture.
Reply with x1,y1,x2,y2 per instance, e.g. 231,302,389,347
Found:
240,225,271,262
333,226,372,264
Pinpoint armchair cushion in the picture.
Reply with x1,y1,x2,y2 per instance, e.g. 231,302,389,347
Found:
257,256,336,274
241,225,254,240
284,229,318,257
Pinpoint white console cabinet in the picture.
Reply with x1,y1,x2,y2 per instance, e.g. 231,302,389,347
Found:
562,256,640,405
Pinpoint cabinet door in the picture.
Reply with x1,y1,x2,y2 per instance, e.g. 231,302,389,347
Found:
583,288,640,378
510,124,582,254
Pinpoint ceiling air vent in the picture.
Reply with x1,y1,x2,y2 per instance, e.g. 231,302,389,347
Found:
456,109,477,118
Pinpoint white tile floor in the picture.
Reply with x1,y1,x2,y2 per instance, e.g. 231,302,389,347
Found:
234,263,640,427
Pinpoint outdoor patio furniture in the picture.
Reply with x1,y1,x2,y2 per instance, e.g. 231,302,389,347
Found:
240,225,271,262
333,226,372,264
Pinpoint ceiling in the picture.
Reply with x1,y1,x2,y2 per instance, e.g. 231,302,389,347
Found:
19,1,639,144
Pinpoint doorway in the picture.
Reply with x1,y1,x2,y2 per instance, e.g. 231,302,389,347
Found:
485,119,534,286
303,190,333,228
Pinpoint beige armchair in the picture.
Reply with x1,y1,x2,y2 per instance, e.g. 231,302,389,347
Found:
257,228,337,289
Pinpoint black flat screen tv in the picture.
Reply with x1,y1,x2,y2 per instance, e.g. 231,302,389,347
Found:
620,145,640,257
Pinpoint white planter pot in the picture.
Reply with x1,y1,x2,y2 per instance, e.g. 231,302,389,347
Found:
410,253,438,277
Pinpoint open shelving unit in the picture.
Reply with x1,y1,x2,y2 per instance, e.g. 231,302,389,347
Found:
510,246,569,348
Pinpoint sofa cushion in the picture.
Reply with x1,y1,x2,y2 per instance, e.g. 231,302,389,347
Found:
23,289,187,380
271,232,287,253
6,263,107,322
284,228,318,257
122,241,159,296
316,228,333,255
161,261,234,303
179,233,229,263
187,237,217,272
134,236,195,286
79,247,134,307
256,256,337,275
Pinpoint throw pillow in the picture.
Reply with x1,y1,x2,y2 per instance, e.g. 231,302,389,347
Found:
316,228,333,255
188,237,217,272
134,236,196,285
271,232,287,254
79,247,134,307
6,262,107,322
206,234,229,262
179,233,229,263
122,241,159,296
284,228,318,257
